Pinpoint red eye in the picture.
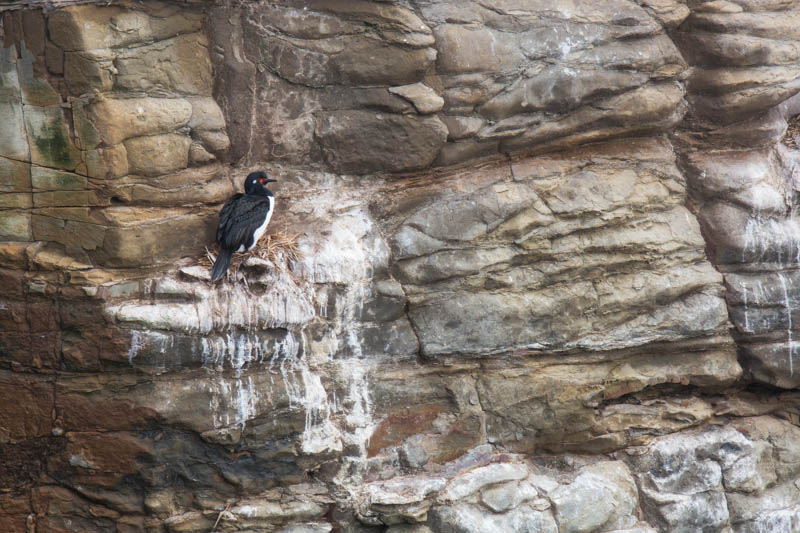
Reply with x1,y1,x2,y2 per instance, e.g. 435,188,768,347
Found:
259,178,265,184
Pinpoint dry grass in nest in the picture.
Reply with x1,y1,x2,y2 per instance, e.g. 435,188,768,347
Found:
201,230,302,282
783,115,800,148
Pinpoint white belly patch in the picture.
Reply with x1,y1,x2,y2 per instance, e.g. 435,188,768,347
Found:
237,199,274,252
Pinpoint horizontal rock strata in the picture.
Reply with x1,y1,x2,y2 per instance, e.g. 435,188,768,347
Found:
2,1,800,532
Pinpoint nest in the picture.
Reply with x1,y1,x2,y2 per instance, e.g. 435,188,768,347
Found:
201,230,302,281
783,114,800,148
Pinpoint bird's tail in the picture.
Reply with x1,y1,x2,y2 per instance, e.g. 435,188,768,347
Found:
210,248,233,281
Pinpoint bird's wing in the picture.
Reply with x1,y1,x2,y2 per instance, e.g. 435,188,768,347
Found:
216,193,242,244
216,195,272,250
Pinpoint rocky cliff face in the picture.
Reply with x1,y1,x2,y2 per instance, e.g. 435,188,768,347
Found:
2,1,800,532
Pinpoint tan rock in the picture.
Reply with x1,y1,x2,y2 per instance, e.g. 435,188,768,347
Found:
501,81,686,153
0,212,32,241
0,157,31,192
194,130,230,156
87,96,193,146
115,33,212,95
17,45,60,107
189,142,216,165
434,139,499,167
63,50,116,95
33,190,90,208
95,209,216,267
84,144,129,179
0,242,31,268
388,83,444,114
689,65,800,97
47,3,203,51
0,193,32,209
187,96,226,130
28,242,92,271
695,0,744,13
125,172,233,206
0,100,30,161
124,134,191,177
434,24,522,74
31,212,105,251
31,167,87,191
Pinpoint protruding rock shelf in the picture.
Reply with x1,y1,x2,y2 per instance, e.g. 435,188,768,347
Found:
2,1,800,532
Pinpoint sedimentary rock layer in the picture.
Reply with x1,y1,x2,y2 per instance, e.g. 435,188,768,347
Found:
1,1,800,532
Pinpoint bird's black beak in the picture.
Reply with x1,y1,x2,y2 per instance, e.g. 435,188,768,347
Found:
265,179,277,184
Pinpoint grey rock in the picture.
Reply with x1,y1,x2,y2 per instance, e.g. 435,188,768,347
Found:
481,482,525,513
438,463,528,503
368,476,446,507
434,24,523,75
434,139,499,167
316,111,448,173
441,116,485,140
386,525,433,533
331,38,436,86
429,502,557,533
741,343,800,389
394,247,516,285
389,83,445,114
277,524,333,533
550,462,638,533
603,525,658,533
625,420,800,532
391,225,449,261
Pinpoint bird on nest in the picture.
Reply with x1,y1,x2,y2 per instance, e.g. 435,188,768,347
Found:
210,171,276,282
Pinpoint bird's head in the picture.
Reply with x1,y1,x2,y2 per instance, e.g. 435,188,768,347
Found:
244,171,277,196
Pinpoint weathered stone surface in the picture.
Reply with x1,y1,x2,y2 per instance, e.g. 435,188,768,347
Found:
316,111,448,173
429,502,558,533
628,416,800,533
86,97,193,146
550,462,638,533
84,144,129,179
389,83,445,114
95,209,216,267
115,33,212,95
63,49,116,95
17,45,59,107
23,105,80,170
393,140,728,357
4,2,800,533
124,134,191,177
0,99,29,161
187,96,226,131
0,157,31,193
47,3,203,51
202,0,690,172
31,167,86,191
438,463,527,503
0,212,32,241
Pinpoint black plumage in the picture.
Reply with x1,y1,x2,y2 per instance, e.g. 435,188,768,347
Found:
211,171,276,281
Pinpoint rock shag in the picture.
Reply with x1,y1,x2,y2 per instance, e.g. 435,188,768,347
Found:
211,171,276,281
